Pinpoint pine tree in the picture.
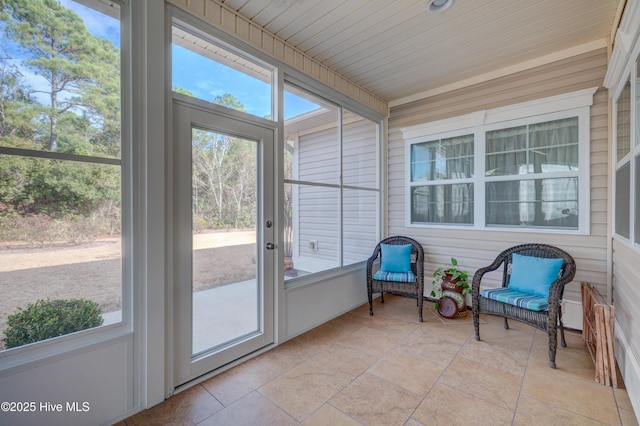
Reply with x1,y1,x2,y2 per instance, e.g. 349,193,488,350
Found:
1,0,118,152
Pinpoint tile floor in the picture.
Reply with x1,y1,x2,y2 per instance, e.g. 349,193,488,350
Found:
121,294,638,425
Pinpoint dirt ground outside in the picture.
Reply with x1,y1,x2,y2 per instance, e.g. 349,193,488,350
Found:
0,230,256,348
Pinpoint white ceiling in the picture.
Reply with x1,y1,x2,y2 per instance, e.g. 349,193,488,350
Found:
218,0,621,105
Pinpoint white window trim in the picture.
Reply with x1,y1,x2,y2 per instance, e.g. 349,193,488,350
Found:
612,67,640,250
612,74,633,244
402,88,596,234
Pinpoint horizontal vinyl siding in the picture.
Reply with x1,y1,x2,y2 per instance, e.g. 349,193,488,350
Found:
388,49,609,307
343,117,378,188
295,117,379,266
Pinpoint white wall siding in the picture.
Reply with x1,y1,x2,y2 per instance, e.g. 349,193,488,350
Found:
388,49,610,329
612,240,640,414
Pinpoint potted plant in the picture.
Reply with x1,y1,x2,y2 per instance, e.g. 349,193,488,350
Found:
430,258,471,312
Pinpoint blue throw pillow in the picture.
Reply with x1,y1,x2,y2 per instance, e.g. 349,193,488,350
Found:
380,243,412,273
508,253,564,298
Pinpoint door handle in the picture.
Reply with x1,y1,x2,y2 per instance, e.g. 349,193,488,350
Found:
266,242,275,250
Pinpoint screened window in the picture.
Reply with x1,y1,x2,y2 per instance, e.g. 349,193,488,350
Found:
0,0,123,351
283,83,380,281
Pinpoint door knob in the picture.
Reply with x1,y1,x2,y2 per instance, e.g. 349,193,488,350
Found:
266,242,274,250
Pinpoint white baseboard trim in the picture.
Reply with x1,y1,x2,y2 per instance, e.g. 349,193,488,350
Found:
562,299,583,331
615,318,640,419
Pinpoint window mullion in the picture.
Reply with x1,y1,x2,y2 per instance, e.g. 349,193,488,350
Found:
477,130,486,228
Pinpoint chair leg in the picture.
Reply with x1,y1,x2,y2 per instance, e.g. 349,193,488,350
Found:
380,292,385,303
559,304,567,347
504,318,509,330
548,326,558,369
368,286,373,316
417,296,423,322
473,306,480,341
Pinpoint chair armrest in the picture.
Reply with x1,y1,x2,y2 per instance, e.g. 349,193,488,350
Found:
366,254,379,275
472,256,506,291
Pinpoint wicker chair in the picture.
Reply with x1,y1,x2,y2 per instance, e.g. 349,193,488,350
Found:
472,244,576,368
366,236,425,322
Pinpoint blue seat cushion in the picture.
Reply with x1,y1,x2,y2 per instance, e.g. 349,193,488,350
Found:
481,287,548,311
380,243,412,272
374,270,415,283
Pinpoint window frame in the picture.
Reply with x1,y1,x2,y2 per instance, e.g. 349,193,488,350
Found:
403,88,594,234
612,53,640,249
0,0,132,368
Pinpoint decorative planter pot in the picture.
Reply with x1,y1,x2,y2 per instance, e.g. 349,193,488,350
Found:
440,274,464,294
438,273,467,317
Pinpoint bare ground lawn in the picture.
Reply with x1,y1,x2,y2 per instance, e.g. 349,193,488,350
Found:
0,230,256,346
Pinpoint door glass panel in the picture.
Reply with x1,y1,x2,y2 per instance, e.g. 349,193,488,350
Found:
191,127,258,356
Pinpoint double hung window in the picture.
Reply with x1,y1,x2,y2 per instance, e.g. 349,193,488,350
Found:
405,89,592,233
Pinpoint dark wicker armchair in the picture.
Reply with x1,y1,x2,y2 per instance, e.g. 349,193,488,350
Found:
472,243,576,368
366,236,425,322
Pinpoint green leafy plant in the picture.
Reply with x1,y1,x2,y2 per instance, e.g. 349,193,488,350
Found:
430,258,471,308
3,299,104,349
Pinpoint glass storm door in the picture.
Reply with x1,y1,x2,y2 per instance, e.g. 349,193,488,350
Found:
172,100,274,386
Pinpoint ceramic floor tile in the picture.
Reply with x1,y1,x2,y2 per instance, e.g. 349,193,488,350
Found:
528,329,597,380
126,385,223,426
196,392,297,426
361,314,421,338
439,356,522,410
473,318,536,352
522,363,620,424
621,408,639,426
300,404,361,426
513,395,607,425
325,311,371,334
457,334,530,377
254,338,318,375
294,322,352,351
124,295,635,426
304,343,377,384
615,386,635,411
367,348,443,396
412,383,513,426
395,328,466,367
329,373,422,426
258,363,345,421
200,358,279,407
371,294,426,323
336,324,401,358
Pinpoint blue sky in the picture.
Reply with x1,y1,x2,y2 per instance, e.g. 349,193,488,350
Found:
172,45,318,119
5,0,317,120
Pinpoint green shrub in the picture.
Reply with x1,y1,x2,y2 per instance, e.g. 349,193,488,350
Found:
3,299,104,349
